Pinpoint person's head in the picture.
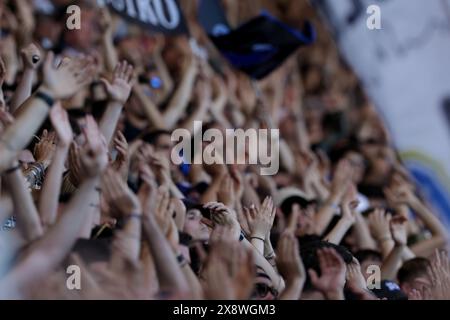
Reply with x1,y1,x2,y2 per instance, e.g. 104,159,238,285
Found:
343,150,366,184
354,249,382,281
397,257,432,298
183,207,210,242
275,188,317,236
251,266,277,300
300,240,353,298
142,130,173,159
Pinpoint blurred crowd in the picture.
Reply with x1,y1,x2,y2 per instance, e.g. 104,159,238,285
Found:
0,0,449,300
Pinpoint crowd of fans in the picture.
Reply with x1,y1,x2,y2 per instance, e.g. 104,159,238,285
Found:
0,0,449,300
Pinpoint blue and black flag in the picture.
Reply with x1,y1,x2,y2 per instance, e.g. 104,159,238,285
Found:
198,0,316,80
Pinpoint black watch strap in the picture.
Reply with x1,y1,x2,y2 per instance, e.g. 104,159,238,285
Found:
35,91,55,108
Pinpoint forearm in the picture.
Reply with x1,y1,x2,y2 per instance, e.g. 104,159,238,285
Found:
314,193,340,235
376,237,395,259
163,67,197,129
112,215,142,262
323,218,352,244
181,263,204,299
39,177,99,257
10,68,35,113
279,278,304,300
199,176,222,203
153,51,174,101
410,199,448,237
242,238,285,292
0,179,98,296
3,168,43,241
133,86,167,130
142,215,189,293
99,102,123,144
381,244,405,280
0,92,50,172
353,212,378,250
102,34,118,73
250,237,265,256
38,146,68,227
179,101,209,135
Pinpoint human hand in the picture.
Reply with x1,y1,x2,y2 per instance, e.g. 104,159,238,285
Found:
276,232,306,284
346,258,367,292
331,159,353,198
172,198,186,231
244,197,276,239
102,167,141,218
98,7,113,35
308,248,346,300
101,61,134,104
21,43,42,70
217,174,236,207
41,53,95,100
204,202,241,240
205,226,255,300
111,131,129,179
368,208,392,242
68,142,82,186
49,103,73,148
229,166,244,201
341,184,359,225
78,115,108,178
390,215,407,246
149,151,172,185
34,129,56,168
427,250,450,299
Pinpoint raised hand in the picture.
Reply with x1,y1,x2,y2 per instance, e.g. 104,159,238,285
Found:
308,248,346,300
78,115,108,178
243,196,276,239
98,7,113,35
331,159,353,198
33,129,56,168
204,226,255,300
41,53,95,100
49,103,73,147
21,43,42,70
204,202,241,240
101,61,134,104
102,168,141,218
427,250,450,299
341,183,359,224
390,216,407,246
217,174,236,207
368,208,392,242
276,232,306,285
153,186,174,235
111,131,129,178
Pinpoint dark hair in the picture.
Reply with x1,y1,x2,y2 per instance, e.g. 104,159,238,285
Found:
397,257,431,285
354,249,382,264
141,129,171,145
300,239,354,292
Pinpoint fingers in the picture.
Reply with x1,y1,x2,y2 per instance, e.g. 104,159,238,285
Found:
44,51,55,74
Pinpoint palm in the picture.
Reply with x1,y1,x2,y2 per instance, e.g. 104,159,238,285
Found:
49,104,73,146
106,78,132,103
101,61,134,104
310,248,346,295
43,53,93,100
